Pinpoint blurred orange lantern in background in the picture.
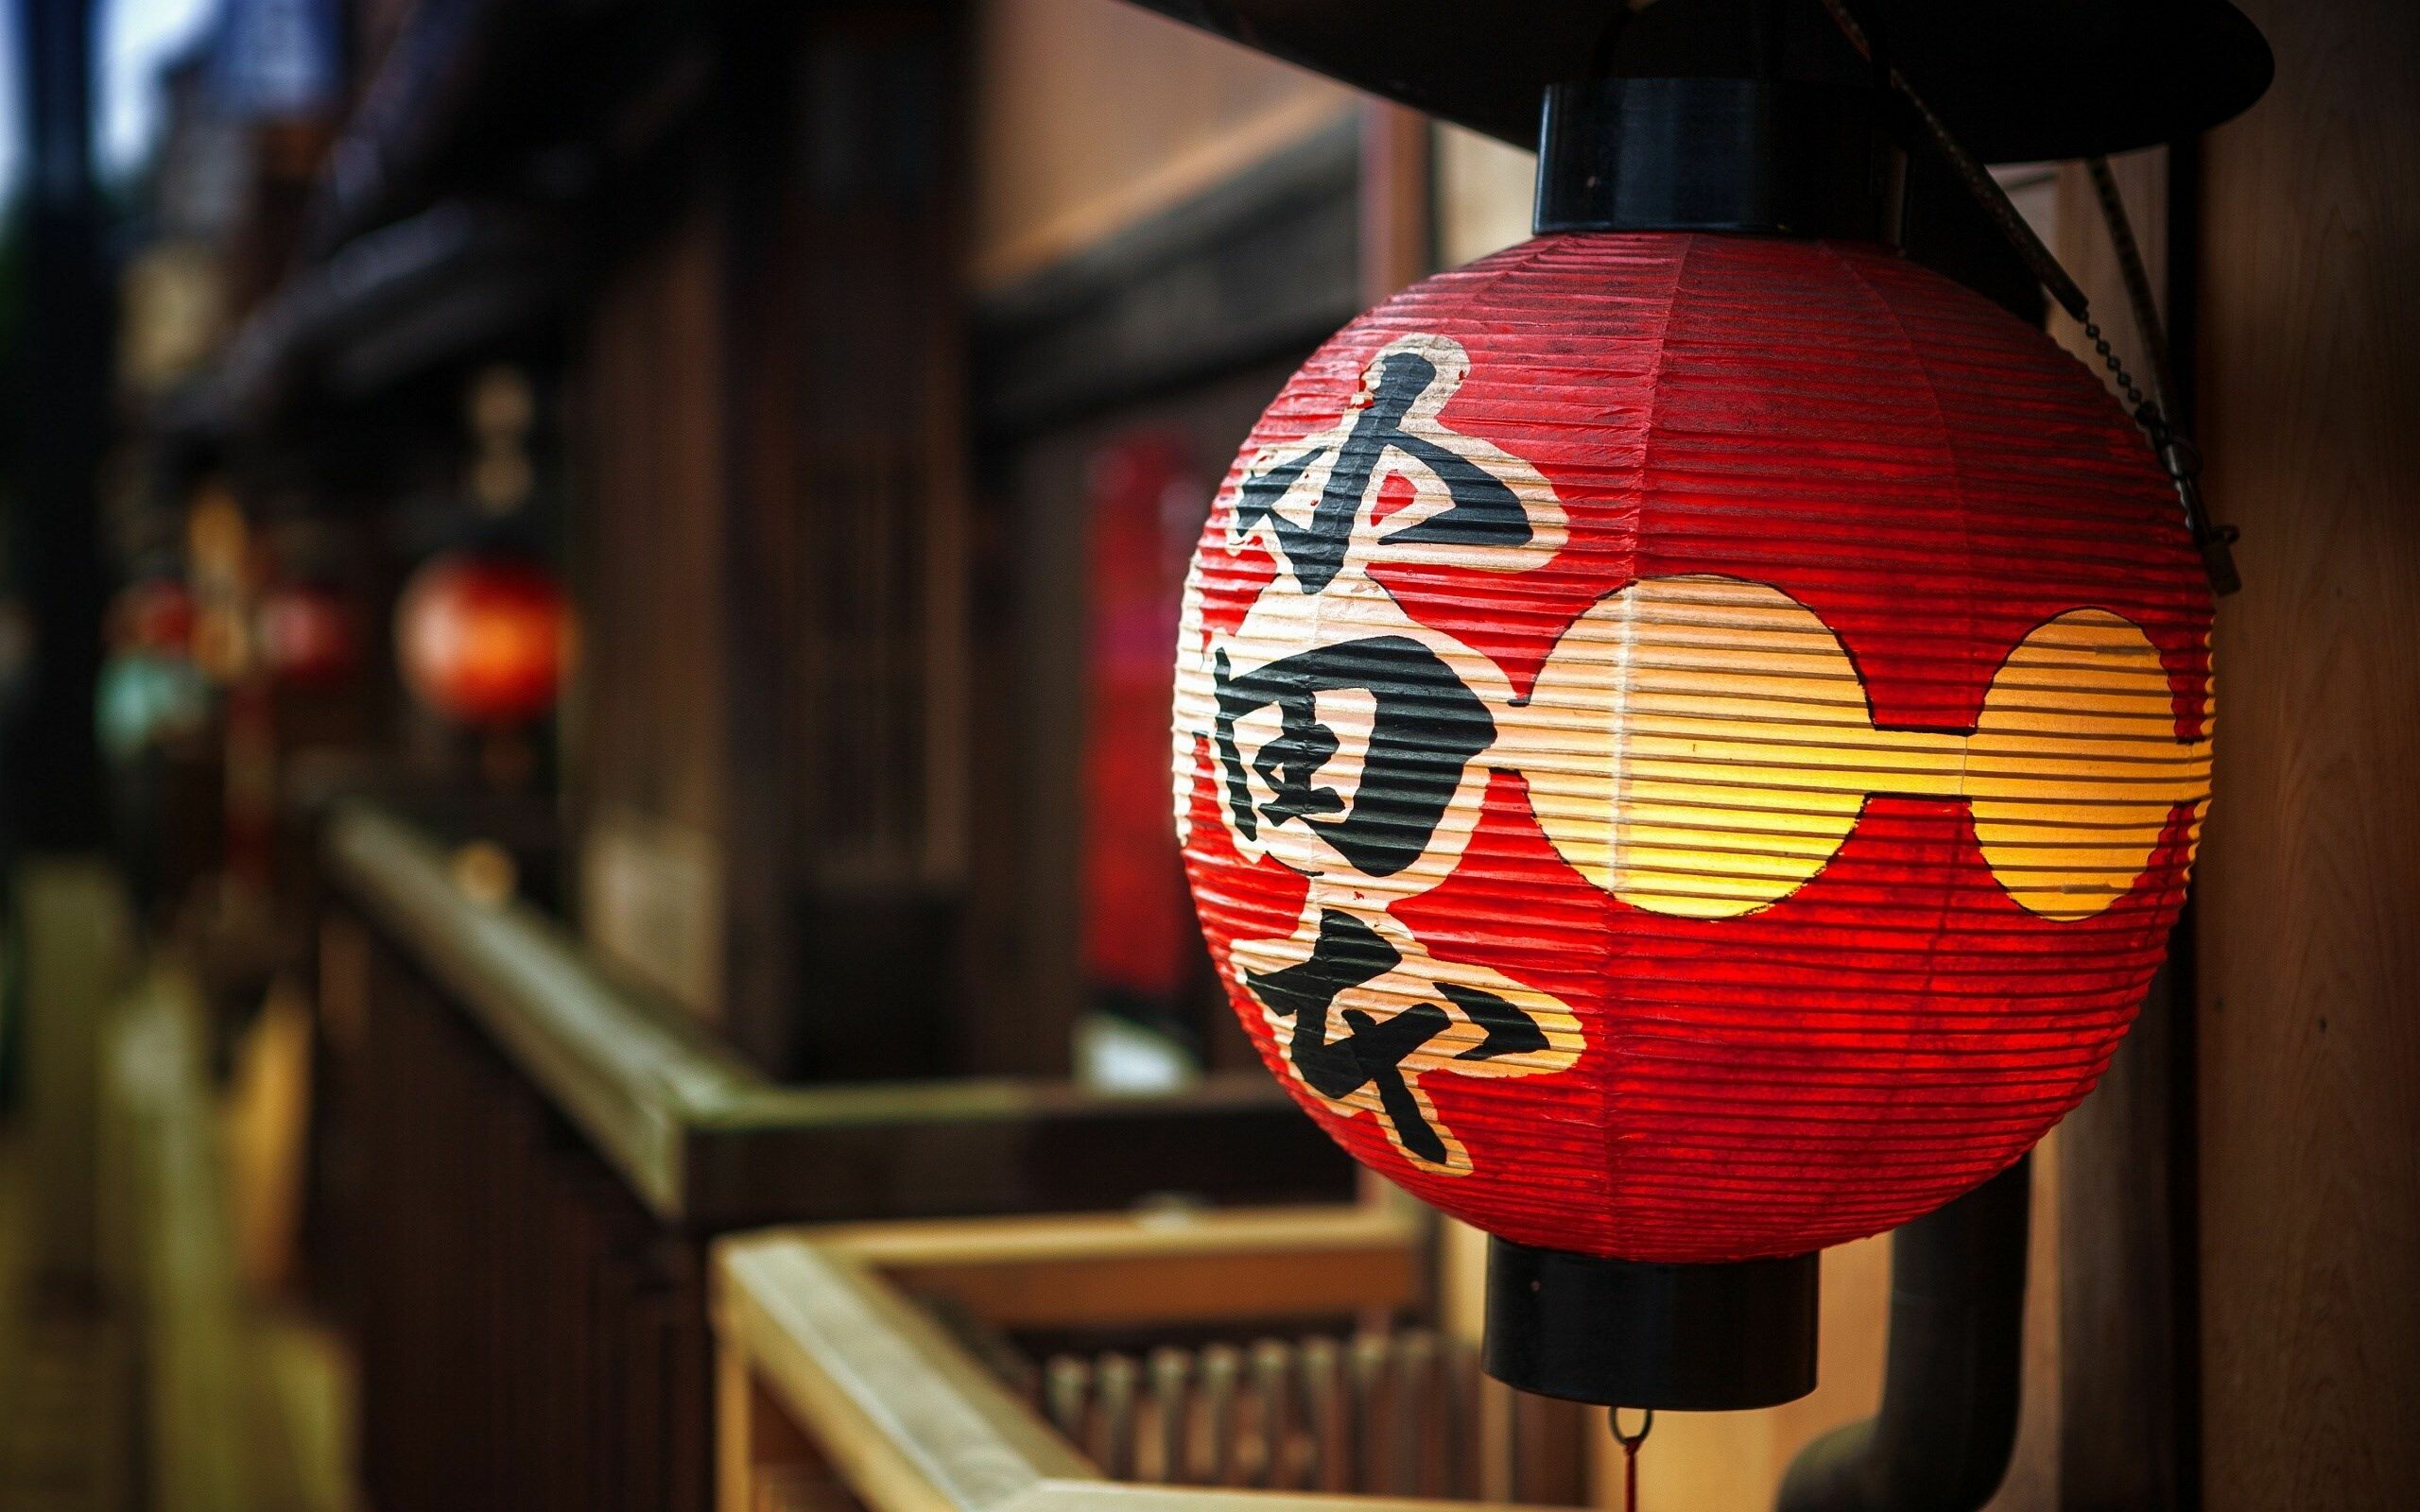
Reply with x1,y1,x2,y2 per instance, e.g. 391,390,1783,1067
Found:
395,552,571,727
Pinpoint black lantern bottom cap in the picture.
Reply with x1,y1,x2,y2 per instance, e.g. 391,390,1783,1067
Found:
1481,1237,1820,1412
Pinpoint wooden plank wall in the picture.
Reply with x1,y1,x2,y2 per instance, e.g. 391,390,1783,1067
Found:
571,4,974,1077
2193,2,2420,1507
730,1,971,1080
574,198,736,1028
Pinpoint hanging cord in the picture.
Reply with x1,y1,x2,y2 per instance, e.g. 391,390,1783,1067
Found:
2083,157,2179,404
1611,1408,1654,1512
1811,0,2087,315
2083,156,2240,593
1811,0,2241,595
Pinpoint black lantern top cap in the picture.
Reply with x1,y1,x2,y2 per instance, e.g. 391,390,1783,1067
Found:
1532,77,1901,237
1120,0,2272,165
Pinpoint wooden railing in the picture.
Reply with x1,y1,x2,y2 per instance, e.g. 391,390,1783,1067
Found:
313,802,1353,1512
711,1207,1587,1512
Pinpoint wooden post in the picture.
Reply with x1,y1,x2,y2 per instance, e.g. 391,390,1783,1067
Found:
2192,2,2420,1506
2047,147,2201,1512
1358,100,1434,304
7,0,109,849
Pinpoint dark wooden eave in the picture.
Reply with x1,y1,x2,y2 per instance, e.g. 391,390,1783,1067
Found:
164,200,565,441
1118,0,2273,163
299,0,711,262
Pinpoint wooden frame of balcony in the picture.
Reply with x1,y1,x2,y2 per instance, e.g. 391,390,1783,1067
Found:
711,1205,1575,1512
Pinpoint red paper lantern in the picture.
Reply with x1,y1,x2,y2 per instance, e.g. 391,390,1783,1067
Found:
258,582,359,690
396,552,570,727
1173,233,2212,1264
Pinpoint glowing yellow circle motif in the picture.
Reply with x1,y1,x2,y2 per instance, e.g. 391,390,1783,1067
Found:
1502,575,2213,921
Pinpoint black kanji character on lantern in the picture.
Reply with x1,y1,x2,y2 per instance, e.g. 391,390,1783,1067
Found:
1212,636,1494,879
1246,910,1555,1163
1235,345,1537,595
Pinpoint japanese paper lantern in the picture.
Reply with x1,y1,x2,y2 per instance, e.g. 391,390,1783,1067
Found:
396,552,570,727
1171,230,2212,1271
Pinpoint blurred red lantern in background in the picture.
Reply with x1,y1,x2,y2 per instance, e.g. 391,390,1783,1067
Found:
258,582,359,690
112,576,199,657
1173,232,2214,1270
396,552,571,727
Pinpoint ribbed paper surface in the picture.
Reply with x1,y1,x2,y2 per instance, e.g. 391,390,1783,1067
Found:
1173,233,2213,1263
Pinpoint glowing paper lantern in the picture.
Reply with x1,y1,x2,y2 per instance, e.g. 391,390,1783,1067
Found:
396,552,570,727
1171,232,2212,1268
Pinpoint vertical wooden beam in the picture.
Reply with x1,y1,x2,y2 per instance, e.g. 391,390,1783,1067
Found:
2055,970,2189,1510
2046,147,2198,1512
1357,100,1434,304
2193,1,2420,1507
7,0,108,848
719,0,973,1079
717,2,805,1079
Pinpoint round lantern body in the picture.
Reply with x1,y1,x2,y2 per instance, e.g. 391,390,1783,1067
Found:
1173,232,2213,1265
259,582,359,690
396,553,570,728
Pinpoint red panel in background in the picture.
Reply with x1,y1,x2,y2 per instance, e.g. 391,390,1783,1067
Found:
259,581,360,690
1080,436,1208,1012
1176,233,2215,1263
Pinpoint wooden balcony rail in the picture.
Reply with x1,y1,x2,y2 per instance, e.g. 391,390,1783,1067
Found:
322,801,1347,1231
311,802,1352,1512
712,1208,1588,1512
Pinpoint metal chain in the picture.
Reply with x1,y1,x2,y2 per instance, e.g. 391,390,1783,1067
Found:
2083,156,2179,405
2082,318,2150,412
1811,0,2240,595
2081,157,2242,594
1811,0,2088,319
